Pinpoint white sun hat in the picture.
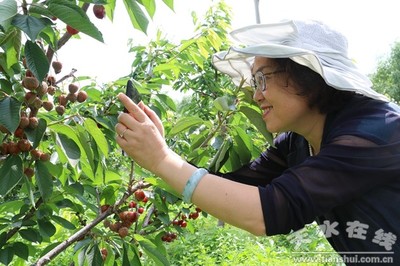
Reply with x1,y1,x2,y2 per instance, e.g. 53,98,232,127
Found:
212,20,388,101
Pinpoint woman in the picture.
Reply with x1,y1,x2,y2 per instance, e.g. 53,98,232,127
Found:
116,20,399,263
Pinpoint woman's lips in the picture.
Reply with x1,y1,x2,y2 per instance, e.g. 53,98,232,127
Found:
261,106,273,118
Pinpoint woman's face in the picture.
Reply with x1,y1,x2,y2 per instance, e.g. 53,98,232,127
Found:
252,57,316,134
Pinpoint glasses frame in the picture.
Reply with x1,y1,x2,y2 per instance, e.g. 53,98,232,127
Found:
250,69,285,92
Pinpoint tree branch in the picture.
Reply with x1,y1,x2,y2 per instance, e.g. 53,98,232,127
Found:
45,3,90,63
35,182,150,266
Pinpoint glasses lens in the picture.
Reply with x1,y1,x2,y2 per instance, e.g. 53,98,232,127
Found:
255,72,265,92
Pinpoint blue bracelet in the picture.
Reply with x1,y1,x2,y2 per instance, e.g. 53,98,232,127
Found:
182,168,208,203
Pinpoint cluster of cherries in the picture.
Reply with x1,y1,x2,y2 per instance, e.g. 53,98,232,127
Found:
102,189,148,238
161,207,202,243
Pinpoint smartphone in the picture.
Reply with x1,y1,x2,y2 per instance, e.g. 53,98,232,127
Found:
124,79,142,113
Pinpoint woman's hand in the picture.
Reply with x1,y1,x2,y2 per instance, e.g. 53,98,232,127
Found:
115,93,169,173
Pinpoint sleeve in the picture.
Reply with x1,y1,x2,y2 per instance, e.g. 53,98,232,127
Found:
219,133,291,187
260,137,400,236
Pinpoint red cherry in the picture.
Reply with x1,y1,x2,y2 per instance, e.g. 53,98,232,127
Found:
127,211,138,223
134,190,146,201
100,204,110,213
66,25,79,35
93,4,106,19
118,226,129,238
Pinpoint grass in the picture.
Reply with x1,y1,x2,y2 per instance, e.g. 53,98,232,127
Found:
158,215,343,266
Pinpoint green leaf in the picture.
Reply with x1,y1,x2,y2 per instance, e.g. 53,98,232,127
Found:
161,0,174,10
139,0,156,18
168,116,204,136
123,0,149,33
11,14,52,41
0,155,23,197
25,118,47,149
39,25,58,50
214,95,236,111
51,215,76,230
0,200,24,214
208,138,232,172
206,29,222,50
24,40,49,82
232,126,252,164
0,0,18,30
19,228,42,243
84,118,108,157
0,27,19,46
239,105,274,145
136,235,170,266
144,177,178,197
38,219,57,238
85,243,103,266
0,28,21,72
225,147,242,171
12,242,28,260
0,96,21,133
47,0,104,42
156,93,177,111
0,78,13,95
35,161,54,201
55,133,81,167
0,246,14,265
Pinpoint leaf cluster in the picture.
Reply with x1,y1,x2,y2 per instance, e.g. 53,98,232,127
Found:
370,42,400,102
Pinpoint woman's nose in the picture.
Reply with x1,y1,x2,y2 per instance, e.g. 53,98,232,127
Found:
253,88,264,103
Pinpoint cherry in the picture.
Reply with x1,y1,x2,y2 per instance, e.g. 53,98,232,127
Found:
126,211,138,223
118,226,129,238
58,95,67,106
47,85,56,95
66,25,79,35
66,93,77,103
103,219,111,228
128,201,137,208
100,204,110,213
17,139,31,152
19,117,29,129
40,152,50,161
77,90,88,103
55,105,65,115
22,77,39,91
134,189,146,201
100,248,108,260
24,167,34,179
14,127,25,139
93,5,106,19
28,117,39,129
52,61,62,74
43,101,54,111
189,212,199,220
30,149,42,160
8,142,20,155
68,83,79,94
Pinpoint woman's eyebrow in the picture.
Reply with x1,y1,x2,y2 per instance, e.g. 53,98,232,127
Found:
252,65,274,74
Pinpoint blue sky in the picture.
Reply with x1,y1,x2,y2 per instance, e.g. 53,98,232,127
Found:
56,0,400,83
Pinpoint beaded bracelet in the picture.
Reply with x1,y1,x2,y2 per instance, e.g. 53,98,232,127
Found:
182,168,208,203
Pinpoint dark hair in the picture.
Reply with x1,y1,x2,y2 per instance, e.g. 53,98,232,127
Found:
274,58,355,114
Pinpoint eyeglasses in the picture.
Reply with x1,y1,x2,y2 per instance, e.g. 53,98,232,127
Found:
250,69,285,92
